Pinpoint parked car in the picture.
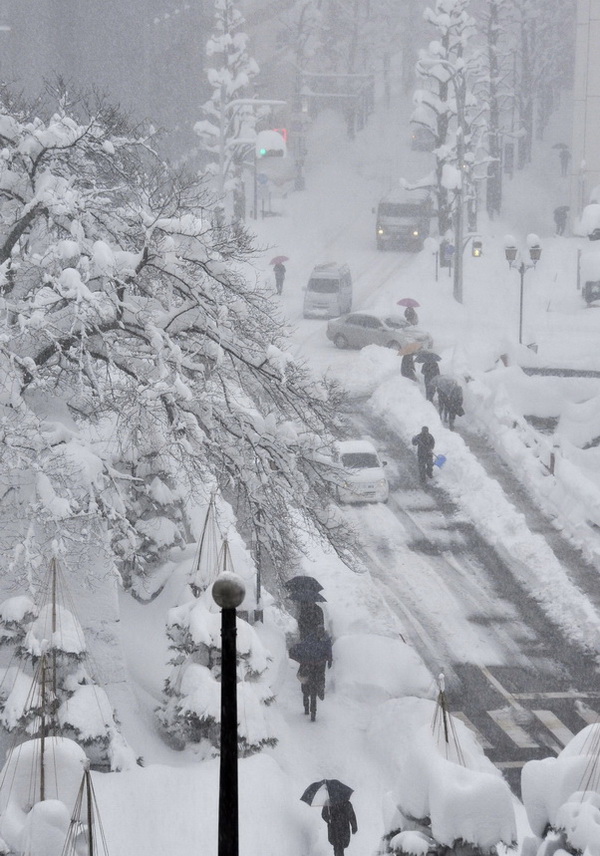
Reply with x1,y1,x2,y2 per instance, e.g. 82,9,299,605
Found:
332,440,389,504
326,313,433,351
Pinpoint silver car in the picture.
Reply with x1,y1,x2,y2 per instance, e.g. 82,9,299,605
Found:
326,313,433,351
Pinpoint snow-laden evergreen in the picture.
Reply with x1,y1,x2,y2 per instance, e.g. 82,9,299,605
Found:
157,586,277,757
0,591,134,771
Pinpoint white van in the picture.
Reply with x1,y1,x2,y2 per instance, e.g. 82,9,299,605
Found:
303,263,353,318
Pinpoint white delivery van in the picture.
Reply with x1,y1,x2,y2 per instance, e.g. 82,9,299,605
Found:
303,263,353,318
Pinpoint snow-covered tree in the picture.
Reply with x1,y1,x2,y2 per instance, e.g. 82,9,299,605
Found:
194,0,263,218
412,0,484,236
157,587,277,756
0,85,356,596
0,592,133,770
478,0,514,218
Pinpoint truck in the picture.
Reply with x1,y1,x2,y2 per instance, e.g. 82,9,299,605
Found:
374,188,432,252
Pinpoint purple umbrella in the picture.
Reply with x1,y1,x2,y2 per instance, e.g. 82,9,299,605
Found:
396,298,421,308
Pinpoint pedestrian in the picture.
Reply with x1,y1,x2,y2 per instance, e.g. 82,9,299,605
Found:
558,146,571,177
553,205,569,236
273,261,286,294
412,426,435,485
296,628,333,722
400,353,417,381
436,377,464,431
421,359,440,402
404,306,419,325
297,601,325,640
321,799,358,856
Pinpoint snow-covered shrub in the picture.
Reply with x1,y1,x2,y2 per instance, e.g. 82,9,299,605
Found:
522,723,600,856
0,596,134,771
371,698,516,856
157,591,277,757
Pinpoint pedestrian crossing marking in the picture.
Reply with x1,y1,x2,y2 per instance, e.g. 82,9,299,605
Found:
514,691,600,700
532,709,575,745
488,709,539,748
451,711,493,748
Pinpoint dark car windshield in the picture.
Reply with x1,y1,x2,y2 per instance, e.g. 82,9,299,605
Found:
341,452,380,469
308,278,340,293
378,203,424,218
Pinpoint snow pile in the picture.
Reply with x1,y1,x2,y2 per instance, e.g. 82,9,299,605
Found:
369,697,516,852
332,634,433,704
0,737,87,854
522,723,600,856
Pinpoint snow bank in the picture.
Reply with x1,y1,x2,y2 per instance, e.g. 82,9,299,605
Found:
333,634,433,703
369,698,516,848
522,723,600,854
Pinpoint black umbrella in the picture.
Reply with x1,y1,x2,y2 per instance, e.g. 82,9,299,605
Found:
284,575,324,592
414,351,442,363
552,142,569,150
288,589,327,603
301,779,354,807
289,638,332,664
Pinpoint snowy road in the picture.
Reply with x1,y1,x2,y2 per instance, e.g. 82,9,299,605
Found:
336,405,600,795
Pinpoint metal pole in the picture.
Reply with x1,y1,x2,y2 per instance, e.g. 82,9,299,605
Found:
253,150,257,220
212,574,245,856
219,605,239,856
519,263,525,345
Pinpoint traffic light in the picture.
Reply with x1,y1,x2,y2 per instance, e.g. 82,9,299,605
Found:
258,146,284,158
472,239,483,257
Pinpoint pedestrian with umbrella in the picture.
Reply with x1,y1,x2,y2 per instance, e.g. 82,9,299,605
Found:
270,255,289,294
397,297,420,326
301,780,358,856
285,578,327,640
290,627,333,721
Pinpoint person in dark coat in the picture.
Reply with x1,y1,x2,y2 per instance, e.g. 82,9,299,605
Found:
321,799,358,856
297,628,333,721
421,359,440,402
273,262,286,294
400,353,417,381
404,306,419,325
412,426,435,485
553,205,569,236
559,147,571,177
436,376,465,431
297,601,325,640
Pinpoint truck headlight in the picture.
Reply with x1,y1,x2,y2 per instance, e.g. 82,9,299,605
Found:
377,227,384,235
412,229,419,237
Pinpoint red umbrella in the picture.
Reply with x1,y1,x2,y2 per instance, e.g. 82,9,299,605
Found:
396,298,420,308
270,255,289,265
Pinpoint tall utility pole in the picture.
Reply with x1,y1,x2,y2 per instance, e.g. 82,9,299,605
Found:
453,128,465,304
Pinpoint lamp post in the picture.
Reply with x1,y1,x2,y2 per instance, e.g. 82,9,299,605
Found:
212,571,246,856
504,234,542,345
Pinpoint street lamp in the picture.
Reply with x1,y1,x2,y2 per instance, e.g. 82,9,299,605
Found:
212,571,246,856
504,234,542,345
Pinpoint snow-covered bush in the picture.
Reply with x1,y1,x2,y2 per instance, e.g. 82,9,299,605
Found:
157,590,277,756
0,595,134,771
522,723,600,856
371,697,516,856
